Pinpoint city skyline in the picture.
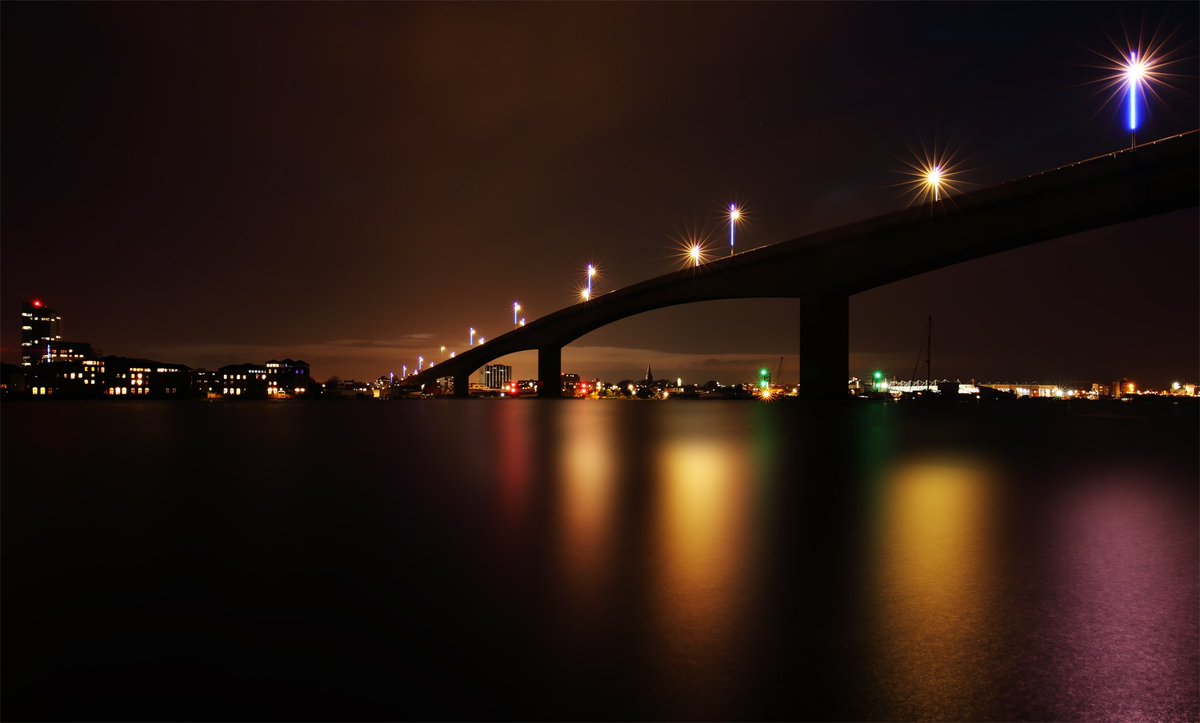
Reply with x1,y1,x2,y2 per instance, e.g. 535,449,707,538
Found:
2,3,1197,384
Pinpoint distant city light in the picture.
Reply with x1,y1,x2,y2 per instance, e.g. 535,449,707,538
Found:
469,327,476,346
32,299,44,308
519,318,526,327
513,301,521,326
418,355,424,371
579,287,591,302
689,243,702,266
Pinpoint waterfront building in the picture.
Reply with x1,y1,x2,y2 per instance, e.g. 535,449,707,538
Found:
978,382,1080,398
216,359,312,398
20,299,63,366
103,358,190,397
42,341,94,364
482,364,512,389
265,359,312,396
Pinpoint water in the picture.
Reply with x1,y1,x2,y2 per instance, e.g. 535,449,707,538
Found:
3,399,1196,720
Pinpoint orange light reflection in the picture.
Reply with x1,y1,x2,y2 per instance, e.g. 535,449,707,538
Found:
557,409,616,613
871,457,998,720
654,438,749,674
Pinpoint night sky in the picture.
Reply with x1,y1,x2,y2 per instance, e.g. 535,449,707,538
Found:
3,2,1197,385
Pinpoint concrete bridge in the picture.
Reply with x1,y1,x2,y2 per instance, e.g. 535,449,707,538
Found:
407,131,1199,399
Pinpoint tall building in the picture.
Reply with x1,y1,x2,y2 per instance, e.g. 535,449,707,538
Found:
20,299,62,366
482,364,512,389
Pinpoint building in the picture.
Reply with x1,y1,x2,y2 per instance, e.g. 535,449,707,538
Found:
216,359,313,398
42,341,94,363
14,300,316,400
103,357,190,397
20,299,62,366
482,364,512,389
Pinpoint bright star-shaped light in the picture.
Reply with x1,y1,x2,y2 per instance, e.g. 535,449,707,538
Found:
893,140,969,207
1124,53,1149,84
579,287,591,302
1083,31,1188,135
923,165,944,201
671,223,714,269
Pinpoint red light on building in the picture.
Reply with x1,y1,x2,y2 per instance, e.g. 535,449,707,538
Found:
32,299,44,308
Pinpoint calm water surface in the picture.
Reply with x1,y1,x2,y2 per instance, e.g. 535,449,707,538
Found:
3,399,1197,720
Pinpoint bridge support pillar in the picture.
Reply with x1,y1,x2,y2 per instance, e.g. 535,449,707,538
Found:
453,374,470,398
800,292,849,401
538,346,562,398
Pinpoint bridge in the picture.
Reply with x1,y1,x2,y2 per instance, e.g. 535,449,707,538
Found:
406,131,1199,399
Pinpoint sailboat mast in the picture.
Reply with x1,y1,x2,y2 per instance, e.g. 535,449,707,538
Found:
926,315,932,392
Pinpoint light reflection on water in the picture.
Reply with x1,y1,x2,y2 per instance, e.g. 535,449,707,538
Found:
556,405,617,614
870,458,1000,721
653,433,750,699
1034,466,1200,722
2,400,1196,720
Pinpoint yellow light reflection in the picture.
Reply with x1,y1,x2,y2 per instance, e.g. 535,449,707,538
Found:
557,410,616,612
872,457,998,720
654,439,749,670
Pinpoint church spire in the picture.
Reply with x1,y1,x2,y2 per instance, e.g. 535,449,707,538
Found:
645,364,654,383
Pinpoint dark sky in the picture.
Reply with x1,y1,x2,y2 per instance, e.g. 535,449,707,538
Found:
3,2,1197,385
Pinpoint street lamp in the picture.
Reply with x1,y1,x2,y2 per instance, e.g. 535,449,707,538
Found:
418,356,424,372
727,204,742,256
901,148,962,206
586,264,597,295
469,327,475,347
924,165,943,202
513,301,521,326
1123,51,1148,149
